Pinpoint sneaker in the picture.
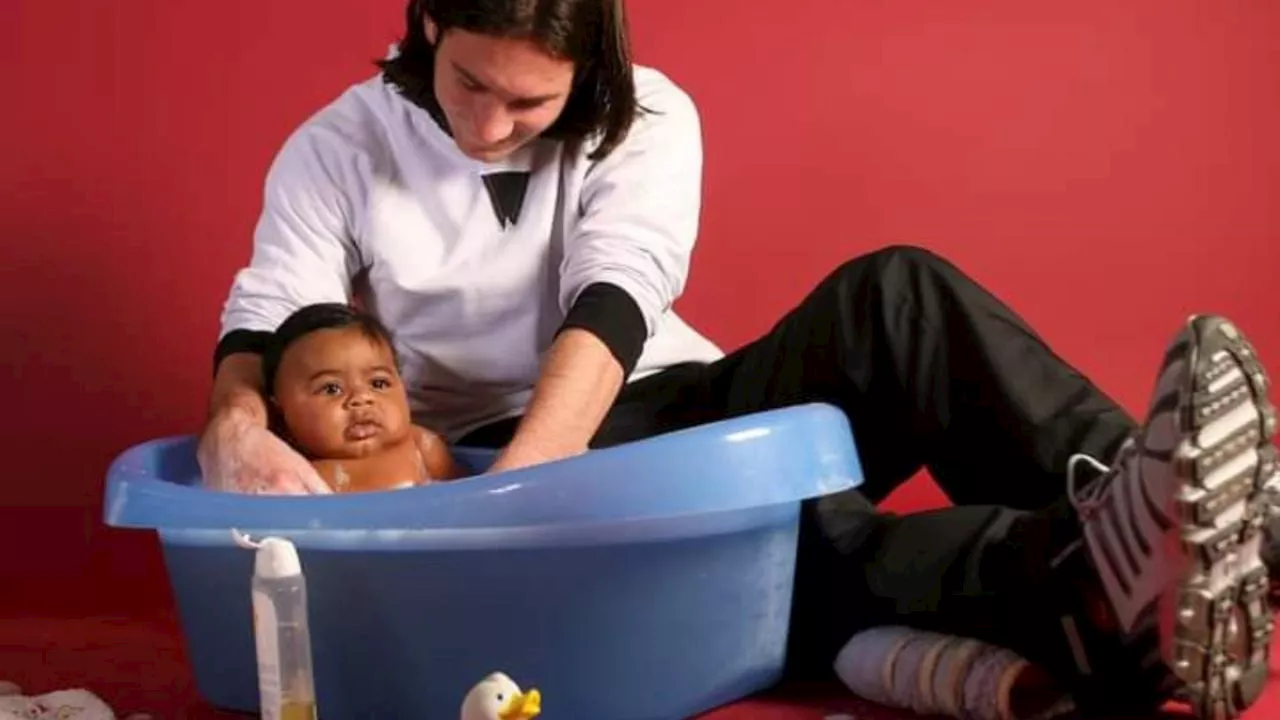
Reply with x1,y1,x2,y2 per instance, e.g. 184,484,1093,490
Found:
1067,314,1277,719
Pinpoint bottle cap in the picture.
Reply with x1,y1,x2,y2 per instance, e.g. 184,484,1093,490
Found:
254,537,302,579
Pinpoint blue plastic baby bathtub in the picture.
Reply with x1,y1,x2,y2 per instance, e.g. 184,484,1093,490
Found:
103,403,863,719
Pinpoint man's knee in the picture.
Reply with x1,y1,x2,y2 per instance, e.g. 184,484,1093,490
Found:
825,243,960,298
847,243,953,277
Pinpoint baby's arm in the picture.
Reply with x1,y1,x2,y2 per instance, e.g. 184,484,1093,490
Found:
414,425,467,480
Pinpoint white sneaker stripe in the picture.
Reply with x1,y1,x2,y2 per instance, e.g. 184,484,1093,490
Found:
1088,501,1134,599
1105,486,1143,580
1206,365,1246,396
1122,471,1152,556
1198,401,1258,450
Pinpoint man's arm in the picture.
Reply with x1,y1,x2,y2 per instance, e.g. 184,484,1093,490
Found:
199,122,365,493
490,328,624,471
207,352,270,428
492,72,705,471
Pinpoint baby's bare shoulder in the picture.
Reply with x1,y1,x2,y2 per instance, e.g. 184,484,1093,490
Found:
413,425,467,480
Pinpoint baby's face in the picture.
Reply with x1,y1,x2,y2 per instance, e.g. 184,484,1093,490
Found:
271,327,412,459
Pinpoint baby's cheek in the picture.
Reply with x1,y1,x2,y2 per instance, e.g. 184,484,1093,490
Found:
288,411,346,455
382,407,414,440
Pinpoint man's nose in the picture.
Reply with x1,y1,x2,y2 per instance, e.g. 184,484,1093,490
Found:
472,101,514,145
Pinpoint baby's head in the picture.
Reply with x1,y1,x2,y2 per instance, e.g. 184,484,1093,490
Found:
263,303,412,460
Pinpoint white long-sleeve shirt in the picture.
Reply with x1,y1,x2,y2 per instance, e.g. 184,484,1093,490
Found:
219,65,724,439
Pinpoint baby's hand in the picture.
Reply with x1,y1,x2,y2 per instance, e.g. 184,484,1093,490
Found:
414,425,466,480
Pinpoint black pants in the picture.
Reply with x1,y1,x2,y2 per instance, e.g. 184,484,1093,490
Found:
462,245,1138,685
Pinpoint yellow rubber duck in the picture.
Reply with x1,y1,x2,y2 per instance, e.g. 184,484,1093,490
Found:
460,672,542,720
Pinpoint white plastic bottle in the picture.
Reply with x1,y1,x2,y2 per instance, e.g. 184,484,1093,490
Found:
250,536,318,720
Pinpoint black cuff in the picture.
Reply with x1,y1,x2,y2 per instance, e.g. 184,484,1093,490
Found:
213,329,273,374
558,282,647,377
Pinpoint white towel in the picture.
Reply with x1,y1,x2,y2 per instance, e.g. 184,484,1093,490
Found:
0,682,152,720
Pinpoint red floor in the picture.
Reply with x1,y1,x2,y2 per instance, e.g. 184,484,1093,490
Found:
1,612,1276,720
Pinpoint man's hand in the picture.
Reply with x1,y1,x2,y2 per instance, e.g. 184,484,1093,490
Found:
197,408,331,495
488,443,577,474
487,328,623,474
199,351,330,495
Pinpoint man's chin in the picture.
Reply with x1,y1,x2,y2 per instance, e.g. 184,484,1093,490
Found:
458,141,520,163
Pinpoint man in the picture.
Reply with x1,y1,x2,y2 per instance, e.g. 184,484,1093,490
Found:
200,1,1278,716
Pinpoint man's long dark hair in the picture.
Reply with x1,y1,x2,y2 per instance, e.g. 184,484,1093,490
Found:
377,0,640,161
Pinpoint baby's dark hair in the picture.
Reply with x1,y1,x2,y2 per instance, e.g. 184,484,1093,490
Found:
262,303,398,398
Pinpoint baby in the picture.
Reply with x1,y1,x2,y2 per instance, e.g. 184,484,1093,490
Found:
263,303,464,493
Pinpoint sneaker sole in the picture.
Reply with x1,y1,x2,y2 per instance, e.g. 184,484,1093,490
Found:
1168,316,1277,719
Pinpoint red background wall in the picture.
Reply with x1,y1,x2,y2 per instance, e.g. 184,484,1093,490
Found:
3,1,1278,619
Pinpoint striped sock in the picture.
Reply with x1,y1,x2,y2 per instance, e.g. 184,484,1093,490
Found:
833,626,1075,720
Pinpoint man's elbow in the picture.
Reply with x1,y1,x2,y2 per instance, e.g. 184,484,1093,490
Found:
558,282,648,377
